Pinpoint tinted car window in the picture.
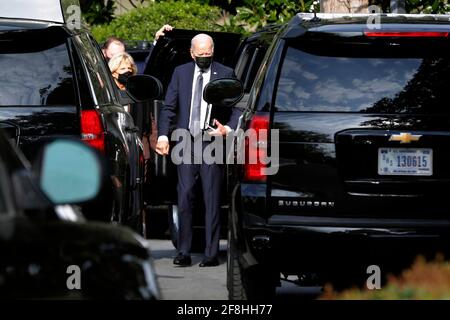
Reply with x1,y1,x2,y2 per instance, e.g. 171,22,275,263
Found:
235,44,254,85
74,34,111,106
275,43,450,113
235,44,268,94
88,35,119,97
69,40,95,107
0,37,75,106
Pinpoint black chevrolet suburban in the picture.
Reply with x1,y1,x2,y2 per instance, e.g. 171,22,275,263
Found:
227,13,450,299
0,1,161,231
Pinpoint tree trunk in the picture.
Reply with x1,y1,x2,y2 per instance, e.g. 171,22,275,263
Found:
321,0,370,13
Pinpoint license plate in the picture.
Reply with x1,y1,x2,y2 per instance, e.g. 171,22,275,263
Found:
378,148,432,176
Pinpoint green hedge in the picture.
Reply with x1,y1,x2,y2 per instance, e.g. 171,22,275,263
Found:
91,0,230,42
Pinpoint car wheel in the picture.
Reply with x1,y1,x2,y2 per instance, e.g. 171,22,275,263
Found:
168,204,205,252
123,162,147,236
168,204,179,249
143,205,169,238
141,207,148,239
227,227,277,300
227,227,246,299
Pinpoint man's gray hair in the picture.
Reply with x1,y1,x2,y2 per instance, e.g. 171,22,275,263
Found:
191,33,214,49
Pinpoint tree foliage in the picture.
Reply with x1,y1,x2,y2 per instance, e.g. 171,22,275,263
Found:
232,0,315,32
194,0,316,32
80,0,116,25
88,0,450,42
91,0,225,42
405,0,450,13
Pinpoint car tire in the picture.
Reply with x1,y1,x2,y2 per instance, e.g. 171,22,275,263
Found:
227,227,246,299
227,226,277,300
168,204,205,253
141,207,148,239
143,205,169,238
123,161,148,237
168,204,179,249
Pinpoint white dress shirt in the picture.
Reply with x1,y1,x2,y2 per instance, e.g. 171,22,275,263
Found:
188,64,211,133
158,64,231,143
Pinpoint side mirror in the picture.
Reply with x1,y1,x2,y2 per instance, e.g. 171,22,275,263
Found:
126,75,163,102
39,140,102,204
203,78,244,107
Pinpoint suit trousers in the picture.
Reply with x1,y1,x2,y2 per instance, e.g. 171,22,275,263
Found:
176,136,222,258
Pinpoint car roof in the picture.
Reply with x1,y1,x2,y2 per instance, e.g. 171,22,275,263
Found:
0,0,70,24
286,13,450,34
0,18,61,31
0,0,88,36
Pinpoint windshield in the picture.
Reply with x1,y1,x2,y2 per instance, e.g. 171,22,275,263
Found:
275,42,450,113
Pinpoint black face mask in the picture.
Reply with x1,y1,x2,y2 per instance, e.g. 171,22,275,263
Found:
118,71,133,85
195,56,213,70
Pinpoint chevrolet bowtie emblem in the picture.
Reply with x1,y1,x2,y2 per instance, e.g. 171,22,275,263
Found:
389,132,422,144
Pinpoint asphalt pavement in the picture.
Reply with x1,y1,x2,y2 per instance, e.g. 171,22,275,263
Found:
146,239,228,300
145,238,323,300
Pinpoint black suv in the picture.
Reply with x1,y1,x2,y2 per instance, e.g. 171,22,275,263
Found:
0,129,159,299
0,2,160,230
227,13,450,299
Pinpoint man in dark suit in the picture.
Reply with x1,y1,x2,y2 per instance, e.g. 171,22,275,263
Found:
156,33,241,267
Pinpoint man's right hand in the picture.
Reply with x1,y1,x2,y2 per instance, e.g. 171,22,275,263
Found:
156,140,170,156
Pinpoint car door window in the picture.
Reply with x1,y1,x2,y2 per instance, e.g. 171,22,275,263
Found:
73,34,112,106
88,35,121,101
68,39,95,108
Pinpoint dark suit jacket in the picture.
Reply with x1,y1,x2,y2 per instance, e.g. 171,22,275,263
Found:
158,61,242,137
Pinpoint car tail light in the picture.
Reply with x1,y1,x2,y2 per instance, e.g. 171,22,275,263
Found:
364,31,449,38
81,110,105,154
244,114,270,182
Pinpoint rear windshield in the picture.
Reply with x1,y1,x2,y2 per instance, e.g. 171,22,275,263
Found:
0,29,76,106
275,41,450,113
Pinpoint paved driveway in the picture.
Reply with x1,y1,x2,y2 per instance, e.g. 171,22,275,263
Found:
146,239,322,300
146,239,228,300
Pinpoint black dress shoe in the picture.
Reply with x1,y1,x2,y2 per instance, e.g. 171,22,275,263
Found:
173,253,191,266
199,257,219,267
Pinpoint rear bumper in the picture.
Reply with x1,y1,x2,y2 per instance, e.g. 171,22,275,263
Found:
241,215,450,273
268,215,450,230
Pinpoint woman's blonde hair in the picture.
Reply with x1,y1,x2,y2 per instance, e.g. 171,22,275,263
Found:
108,52,138,75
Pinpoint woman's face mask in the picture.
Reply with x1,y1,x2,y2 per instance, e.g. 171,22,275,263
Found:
117,71,133,85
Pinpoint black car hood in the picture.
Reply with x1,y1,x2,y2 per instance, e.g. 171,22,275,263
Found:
0,217,155,299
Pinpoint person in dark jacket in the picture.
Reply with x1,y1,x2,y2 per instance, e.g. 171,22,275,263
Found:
102,24,173,63
156,34,241,267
